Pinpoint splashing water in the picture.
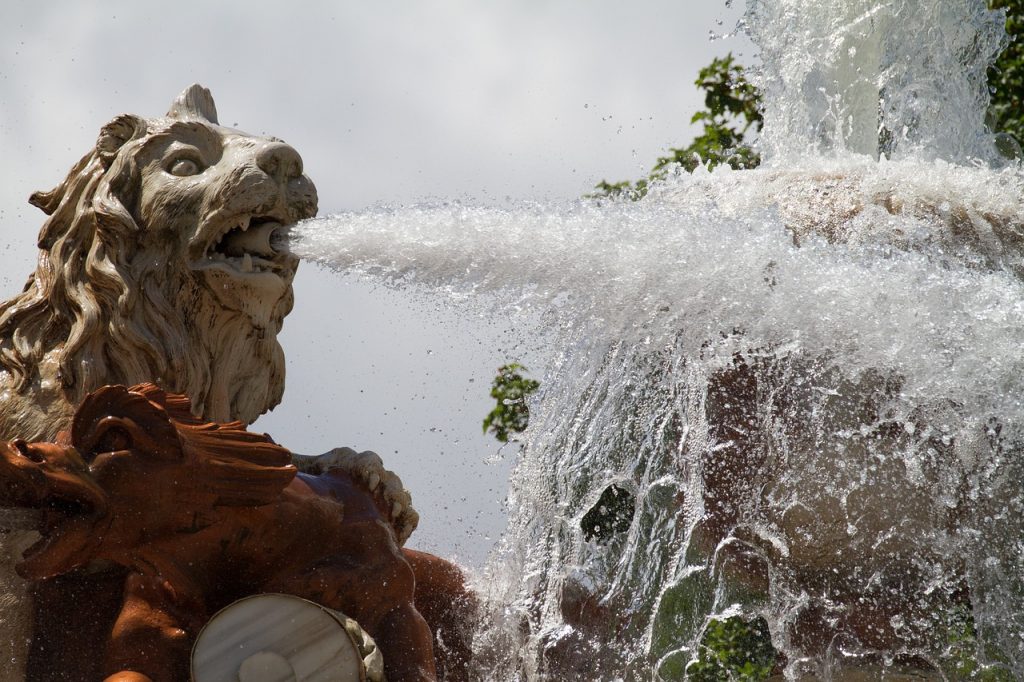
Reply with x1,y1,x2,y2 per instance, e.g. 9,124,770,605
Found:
283,1,1022,679
747,0,1008,163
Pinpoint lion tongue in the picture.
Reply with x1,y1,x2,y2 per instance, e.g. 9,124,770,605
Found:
17,515,103,580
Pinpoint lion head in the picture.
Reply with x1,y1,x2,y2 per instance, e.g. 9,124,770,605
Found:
0,84,317,437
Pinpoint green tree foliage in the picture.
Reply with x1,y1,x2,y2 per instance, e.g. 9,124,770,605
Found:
686,616,776,682
655,55,763,175
939,605,1015,681
990,0,1024,147
482,363,540,443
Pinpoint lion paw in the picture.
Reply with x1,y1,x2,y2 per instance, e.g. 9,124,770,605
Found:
300,447,419,545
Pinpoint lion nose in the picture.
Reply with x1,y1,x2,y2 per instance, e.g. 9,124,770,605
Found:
256,141,303,182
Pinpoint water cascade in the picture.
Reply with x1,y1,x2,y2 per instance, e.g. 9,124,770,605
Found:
283,0,1022,678
747,0,1008,162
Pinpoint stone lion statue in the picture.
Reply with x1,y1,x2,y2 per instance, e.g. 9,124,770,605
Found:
0,383,434,682
0,84,317,680
0,86,477,682
0,83,317,443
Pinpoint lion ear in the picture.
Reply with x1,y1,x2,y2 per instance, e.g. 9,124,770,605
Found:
71,385,181,461
167,83,219,125
95,114,148,168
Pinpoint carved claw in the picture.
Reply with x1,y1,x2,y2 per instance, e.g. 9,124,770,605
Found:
295,447,419,545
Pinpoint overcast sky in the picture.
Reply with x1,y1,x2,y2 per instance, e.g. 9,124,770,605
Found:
0,1,753,565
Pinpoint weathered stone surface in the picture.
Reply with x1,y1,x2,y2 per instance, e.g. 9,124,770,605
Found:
0,383,434,682
0,84,317,681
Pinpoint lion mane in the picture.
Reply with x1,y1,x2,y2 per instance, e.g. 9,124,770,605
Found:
0,114,207,407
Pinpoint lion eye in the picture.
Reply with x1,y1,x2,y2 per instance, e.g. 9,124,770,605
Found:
168,158,203,177
94,426,132,454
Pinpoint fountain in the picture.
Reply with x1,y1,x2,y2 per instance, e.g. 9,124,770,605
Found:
280,0,1023,679
0,0,1016,679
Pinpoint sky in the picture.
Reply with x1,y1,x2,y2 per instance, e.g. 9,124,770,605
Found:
0,1,753,565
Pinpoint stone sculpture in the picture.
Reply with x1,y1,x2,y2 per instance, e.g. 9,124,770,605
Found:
297,451,476,682
0,383,436,682
0,86,475,681
0,84,317,679
191,592,388,681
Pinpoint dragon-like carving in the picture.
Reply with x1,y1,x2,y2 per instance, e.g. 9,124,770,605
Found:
0,383,437,682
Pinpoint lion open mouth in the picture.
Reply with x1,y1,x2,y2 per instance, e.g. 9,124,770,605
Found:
19,503,106,579
7,443,109,579
22,494,98,556
201,215,291,275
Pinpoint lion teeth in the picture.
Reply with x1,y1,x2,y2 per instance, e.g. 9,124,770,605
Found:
241,253,253,272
